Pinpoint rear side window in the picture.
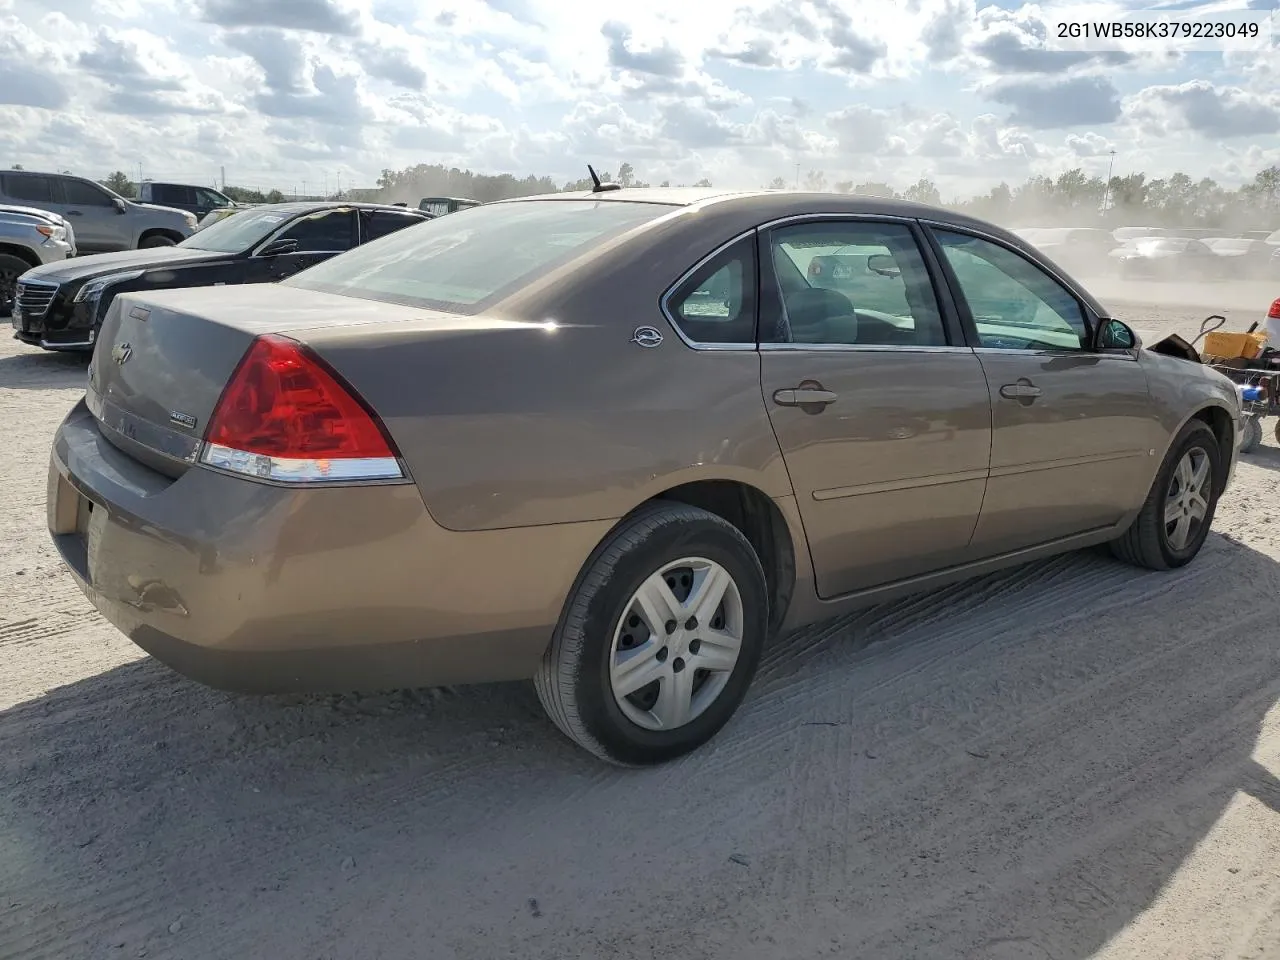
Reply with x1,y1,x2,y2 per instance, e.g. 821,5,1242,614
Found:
152,184,192,205
664,237,757,345
286,199,674,313
277,209,356,252
3,175,56,203
362,210,424,242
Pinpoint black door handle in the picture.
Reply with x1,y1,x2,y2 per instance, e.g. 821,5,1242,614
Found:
774,388,838,407
66,210,83,216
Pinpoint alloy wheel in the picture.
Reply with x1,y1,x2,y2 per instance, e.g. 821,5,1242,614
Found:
1164,447,1211,551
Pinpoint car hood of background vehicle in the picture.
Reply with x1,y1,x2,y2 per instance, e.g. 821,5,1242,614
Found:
23,246,230,284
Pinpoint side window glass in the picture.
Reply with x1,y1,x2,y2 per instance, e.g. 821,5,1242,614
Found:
63,180,115,206
934,230,1088,351
5,175,55,203
196,188,229,208
363,211,422,242
665,237,756,345
278,210,356,253
764,221,947,347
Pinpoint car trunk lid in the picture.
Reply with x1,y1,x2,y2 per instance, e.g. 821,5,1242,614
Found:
87,284,438,478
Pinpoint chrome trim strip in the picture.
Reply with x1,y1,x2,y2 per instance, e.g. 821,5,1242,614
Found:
971,346,1139,362
759,342,973,355
657,227,759,352
813,469,988,502
755,212,919,231
988,449,1148,480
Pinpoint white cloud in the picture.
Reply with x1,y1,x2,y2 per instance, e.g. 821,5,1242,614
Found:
0,0,1276,197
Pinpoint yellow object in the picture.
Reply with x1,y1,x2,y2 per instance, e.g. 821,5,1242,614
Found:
1203,330,1267,360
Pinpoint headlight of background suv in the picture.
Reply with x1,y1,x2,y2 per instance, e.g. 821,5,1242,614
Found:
72,271,145,306
183,213,197,229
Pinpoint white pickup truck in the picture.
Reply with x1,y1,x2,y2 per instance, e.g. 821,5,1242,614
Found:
0,204,76,318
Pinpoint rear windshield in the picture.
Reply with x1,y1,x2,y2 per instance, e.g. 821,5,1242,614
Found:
284,199,674,312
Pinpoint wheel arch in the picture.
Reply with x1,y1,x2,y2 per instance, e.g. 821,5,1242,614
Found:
645,479,797,638
137,228,183,246
0,243,40,270
1184,402,1236,488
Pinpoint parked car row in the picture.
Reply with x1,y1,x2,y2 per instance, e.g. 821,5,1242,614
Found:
11,200,434,350
0,170,197,253
1014,223,1280,280
0,204,77,316
23,183,1249,763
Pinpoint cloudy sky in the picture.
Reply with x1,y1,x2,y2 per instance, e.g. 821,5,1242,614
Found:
1,0,1278,199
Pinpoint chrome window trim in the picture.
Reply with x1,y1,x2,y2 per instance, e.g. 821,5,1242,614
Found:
757,212,920,230
759,342,974,355
658,227,759,352
971,346,1139,362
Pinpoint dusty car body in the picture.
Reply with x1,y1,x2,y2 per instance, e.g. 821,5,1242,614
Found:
47,189,1243,764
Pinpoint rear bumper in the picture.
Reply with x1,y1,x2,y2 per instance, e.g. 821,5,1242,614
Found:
48,400,613,694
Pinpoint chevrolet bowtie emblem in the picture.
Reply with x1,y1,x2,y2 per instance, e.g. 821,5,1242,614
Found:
111,342,133,365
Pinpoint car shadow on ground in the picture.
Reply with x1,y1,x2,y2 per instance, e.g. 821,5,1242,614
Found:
2,535,1279,959
1242,442,1280,472
0,347,90,390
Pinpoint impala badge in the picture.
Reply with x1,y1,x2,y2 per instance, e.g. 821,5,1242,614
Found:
169,411,197,430
111,342,133,365
631,326,664,348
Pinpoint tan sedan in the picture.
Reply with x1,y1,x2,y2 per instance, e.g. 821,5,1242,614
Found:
47,189,1243,764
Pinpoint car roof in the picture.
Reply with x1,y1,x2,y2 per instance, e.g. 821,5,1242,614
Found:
240,201,433,216
491,186,972,221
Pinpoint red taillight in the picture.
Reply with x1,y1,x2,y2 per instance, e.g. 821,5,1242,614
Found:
201,334,402,483
1269,298,1280,320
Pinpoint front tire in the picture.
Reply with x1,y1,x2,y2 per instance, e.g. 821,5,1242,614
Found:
139,235,176,248
0,253,31,318
1110,420,1222,570
535,502,769,766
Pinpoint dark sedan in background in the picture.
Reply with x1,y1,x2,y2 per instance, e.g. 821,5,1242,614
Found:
11,201,432,351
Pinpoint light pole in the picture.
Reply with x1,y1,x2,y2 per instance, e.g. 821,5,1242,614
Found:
1103,149,1117,213
795,163,801,189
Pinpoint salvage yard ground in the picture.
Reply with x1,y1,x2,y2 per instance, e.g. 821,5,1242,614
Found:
2,282,1280,960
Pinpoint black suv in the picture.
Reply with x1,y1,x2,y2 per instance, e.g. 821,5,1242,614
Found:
138,181,238,220
12,201,432,351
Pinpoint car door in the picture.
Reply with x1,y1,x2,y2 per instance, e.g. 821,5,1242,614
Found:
257,208,358,281
60,178,129,252
755,217,993,599
929,226,1162,556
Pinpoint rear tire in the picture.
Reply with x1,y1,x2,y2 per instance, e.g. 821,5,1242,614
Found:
139,235,176,248
1110,420,1222,571
534,502,769,766
1240,415,1263,454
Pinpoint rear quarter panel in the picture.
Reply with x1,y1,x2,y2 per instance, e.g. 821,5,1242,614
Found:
300,208,795,532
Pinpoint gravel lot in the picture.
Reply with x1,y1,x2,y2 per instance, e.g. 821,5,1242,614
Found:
2,284,1279,960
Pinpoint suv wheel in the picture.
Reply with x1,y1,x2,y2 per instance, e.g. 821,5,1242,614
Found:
1110,420,1222,570
535,503,769,766
0,253,29,318
139,235,176,248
